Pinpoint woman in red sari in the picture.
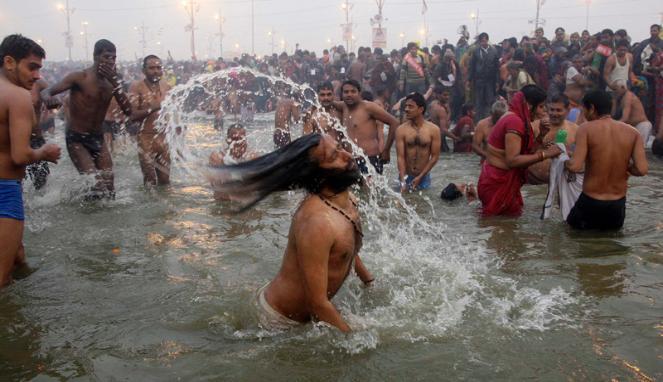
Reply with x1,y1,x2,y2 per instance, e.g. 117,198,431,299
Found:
478,85,562,216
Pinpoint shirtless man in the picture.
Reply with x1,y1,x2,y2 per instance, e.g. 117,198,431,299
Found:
428,86,459,152
335,79,399,174
612,80,652,146
129,55,172,187
395,93,441,192
27,78,50,189
348,51,366,84
41,39,133,199
528,94,579,183
303,81,343,142
208,134,373,332
0,35,61,287
273,82,300,149
565,90,648,230
472,100,507,160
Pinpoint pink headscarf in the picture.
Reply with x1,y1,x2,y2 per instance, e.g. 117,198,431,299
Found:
508,91,535,154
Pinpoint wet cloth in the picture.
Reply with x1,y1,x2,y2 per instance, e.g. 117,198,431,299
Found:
479,92,535,216
0,179,24,221
255,283,300,331
635,121,652,146
26,135,50,190
541,143,584,221
566,193,626,230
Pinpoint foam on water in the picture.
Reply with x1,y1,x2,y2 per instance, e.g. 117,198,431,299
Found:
23,68,581,355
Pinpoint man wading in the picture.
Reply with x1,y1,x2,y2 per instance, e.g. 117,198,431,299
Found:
208,134,373,332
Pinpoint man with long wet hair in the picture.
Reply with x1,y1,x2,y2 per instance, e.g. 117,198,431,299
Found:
208,133,374,332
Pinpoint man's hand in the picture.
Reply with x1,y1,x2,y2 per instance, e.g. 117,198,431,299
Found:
40,89,62,109
97,63,119,86
39,143,61,163
410,175,422,190
543,144,563,159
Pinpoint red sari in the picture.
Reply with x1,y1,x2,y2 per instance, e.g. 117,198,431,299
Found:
478,92,535,216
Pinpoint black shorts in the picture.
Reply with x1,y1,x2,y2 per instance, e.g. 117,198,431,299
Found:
66,130,104,160
274,129,291,149
566,192,626,230
355,155,383,175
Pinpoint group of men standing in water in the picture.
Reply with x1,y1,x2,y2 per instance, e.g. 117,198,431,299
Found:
0,32,653,336
0,35,173,286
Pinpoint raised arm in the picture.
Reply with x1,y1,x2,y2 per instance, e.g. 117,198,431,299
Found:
295,214,351,333
98,64,133,117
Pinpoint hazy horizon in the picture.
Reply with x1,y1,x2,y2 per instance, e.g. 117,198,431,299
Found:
1,0,661,62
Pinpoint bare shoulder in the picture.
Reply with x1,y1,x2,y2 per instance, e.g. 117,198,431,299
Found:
423,120,440,133
6,85,32,108
395,121,411,135
294,197,333,233
128,80,144,93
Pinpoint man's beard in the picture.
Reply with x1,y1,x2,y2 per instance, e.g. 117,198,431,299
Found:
316,166,362,194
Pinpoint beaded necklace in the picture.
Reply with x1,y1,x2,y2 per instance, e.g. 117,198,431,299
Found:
317,194,363,238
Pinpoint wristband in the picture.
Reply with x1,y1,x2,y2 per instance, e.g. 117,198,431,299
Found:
540,151,545,161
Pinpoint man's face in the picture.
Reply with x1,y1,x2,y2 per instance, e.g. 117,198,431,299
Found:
95,49,117,67
651,26,661,40
480,36,489,49
535,29,544,38
547,101,568,126
437,90,450,104
582,31,590,40
311,136,360,194
532,103,546,121
3,54,42,90
409,46,418,56
570,33,580,44
342,84,360,106
318,88,334,108
555,31,564,41
616,46,628,58
404,99,423,120
143,58,163,83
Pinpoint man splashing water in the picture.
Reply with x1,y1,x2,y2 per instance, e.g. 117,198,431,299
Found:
208,133,374,332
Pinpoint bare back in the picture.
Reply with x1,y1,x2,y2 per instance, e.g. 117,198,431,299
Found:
274,97,298,131
582,119,641,199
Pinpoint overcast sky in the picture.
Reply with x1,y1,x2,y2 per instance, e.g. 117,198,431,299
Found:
1,0,661,61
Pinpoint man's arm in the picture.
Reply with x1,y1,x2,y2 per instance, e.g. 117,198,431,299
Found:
368,102,399,160
353,256,373,285
628,133,648,176
295,214,351,333
291,101,301,123
395,126,407,191
565,124,588,173
505,132,559,169
619,93,632,123
43,71,80,98
97,64,133,117
603,56,616,90
9,91,60,165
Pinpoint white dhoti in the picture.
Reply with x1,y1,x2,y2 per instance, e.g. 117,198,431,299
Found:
541,143,584,221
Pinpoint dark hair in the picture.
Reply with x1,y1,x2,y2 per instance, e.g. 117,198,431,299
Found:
548,93,570,108
521,85,547,108
142,54,160,68
405,92,427,112
433,85,451,94
478,32,489,41
615,29,628,38
601,28,614,37
341,79,361,92
615,39,630,49
208,134,323,211
582,90,612,116
461,103,474,116
652,24,661,31
361,90,374,101
440,183,462,201
407,42,418,50
93,39,116,57
226,123,245,138
317,81,334,92
0,34,45,66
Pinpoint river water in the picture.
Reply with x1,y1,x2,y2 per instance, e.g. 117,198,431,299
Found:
2,99,662,381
